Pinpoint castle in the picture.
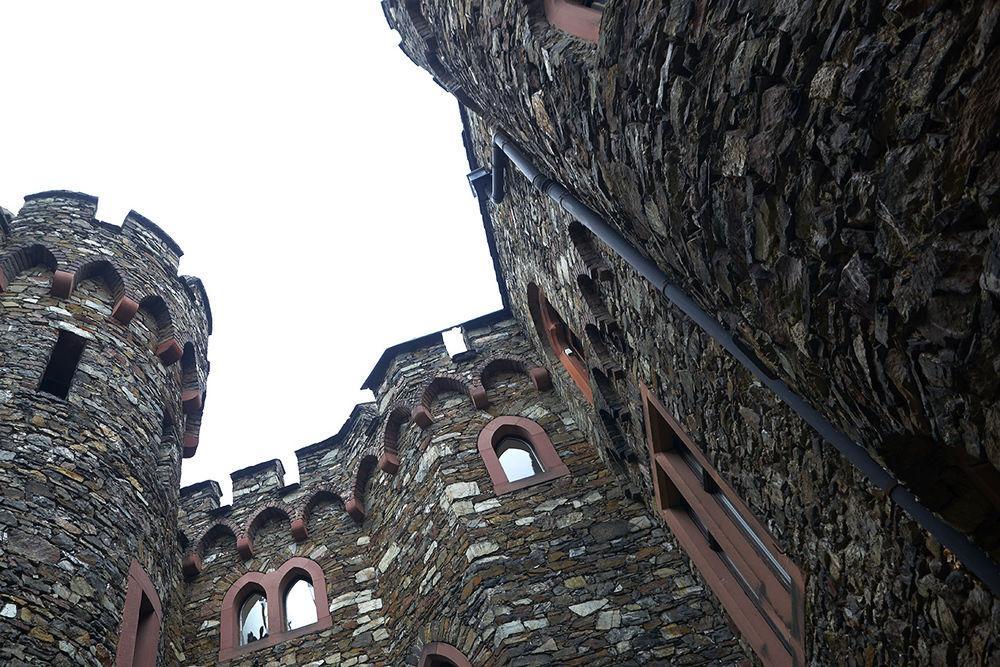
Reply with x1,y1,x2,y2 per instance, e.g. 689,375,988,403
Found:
1,1,998,665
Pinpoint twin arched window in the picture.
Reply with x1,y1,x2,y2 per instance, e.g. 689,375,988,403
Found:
220,558,330,660
237,576,317,645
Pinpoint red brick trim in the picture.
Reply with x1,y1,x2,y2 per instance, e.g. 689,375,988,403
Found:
110,296,140,325
419,642,473,667
155,338,183,366
50,269,74,298
236,535,254,561
345,496,367,522
181,388,203,415
543,0,602,42
470,383,490,409
182,432,199,458
290,518,308,542
218,557,334,661
182,552,204,580
115,559,162,667
529,366,552,391
477,415,571,495
412,405,434,428
530,286,594,404
378,451,400,474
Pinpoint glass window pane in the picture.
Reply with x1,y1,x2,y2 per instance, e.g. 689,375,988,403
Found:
284,578,317,631
239,593,268,646
496,437,543,482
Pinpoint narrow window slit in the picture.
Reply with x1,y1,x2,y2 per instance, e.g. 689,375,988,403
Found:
39,330,87,398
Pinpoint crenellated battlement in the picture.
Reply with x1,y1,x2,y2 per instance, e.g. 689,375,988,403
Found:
0,189,212,457
177,315,557,576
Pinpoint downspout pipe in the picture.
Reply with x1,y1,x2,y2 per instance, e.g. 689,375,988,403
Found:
490,130,1000,595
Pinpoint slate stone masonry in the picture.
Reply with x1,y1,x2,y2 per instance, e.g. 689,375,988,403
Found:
0,191,211,665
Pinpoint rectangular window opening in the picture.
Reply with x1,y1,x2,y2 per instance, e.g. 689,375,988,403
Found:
643,388,804,666
38,330,87,399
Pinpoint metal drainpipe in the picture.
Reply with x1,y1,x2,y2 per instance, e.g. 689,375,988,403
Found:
490,130,1000,595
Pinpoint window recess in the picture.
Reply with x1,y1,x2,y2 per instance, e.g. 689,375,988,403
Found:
642,385,805,667
39,330,87,398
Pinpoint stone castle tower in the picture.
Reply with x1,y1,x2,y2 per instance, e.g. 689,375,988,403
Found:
0,191,211,665
2,0,1000,665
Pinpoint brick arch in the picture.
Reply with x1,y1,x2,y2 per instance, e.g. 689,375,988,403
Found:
345,454,379,523
420,375,476,410
412,375,479,427
378,404,412,474
184,521,239,578
136,294,176,348
479,357,552,393
294,488,345,541
238,504,295,560
0,243,58,292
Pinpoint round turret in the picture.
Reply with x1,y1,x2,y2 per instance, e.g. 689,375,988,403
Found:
0,191,211,666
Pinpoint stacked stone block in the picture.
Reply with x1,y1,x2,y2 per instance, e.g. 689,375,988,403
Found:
179,317,744,665
0,191,211,665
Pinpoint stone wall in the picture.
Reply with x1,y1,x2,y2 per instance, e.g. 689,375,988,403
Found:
179,317,746,665
458,108,1000,664
382,0,1000,569
381,1,1000,663
0,192,211,665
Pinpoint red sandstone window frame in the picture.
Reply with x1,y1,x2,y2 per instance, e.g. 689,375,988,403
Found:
218,557,332,661
115,559,162,667
543,0,602,43
530,287,594,403
418,641,473,667
640,384,805,667
478,415,571,495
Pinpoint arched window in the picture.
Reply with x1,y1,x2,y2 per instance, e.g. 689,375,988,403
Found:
478,416,571,495
283,577,317,631
219,557,332,661
496,436,544,482
238,590,268,645
418,642,473,667
115,560,162,667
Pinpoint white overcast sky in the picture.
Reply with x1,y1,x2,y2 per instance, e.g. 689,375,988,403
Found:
0,2,501,498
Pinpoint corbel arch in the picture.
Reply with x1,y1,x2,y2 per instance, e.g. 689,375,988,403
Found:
238,504,294,560
378,404,412,474
413,375,481,426
184,521,238,578
136,294,176,348
479,357,553,393
346,454,379,523
294,488,344,541
0,243,58,292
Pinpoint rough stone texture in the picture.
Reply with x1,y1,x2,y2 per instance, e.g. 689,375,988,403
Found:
380,1,1000,664
382,0,1000,551
179,319,745,665
0,191,211,665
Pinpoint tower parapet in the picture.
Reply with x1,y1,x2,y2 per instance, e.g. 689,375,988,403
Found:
0,190,212,665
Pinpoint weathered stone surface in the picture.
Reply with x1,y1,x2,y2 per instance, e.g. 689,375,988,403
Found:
0,191,211,665
382,1,1000,663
